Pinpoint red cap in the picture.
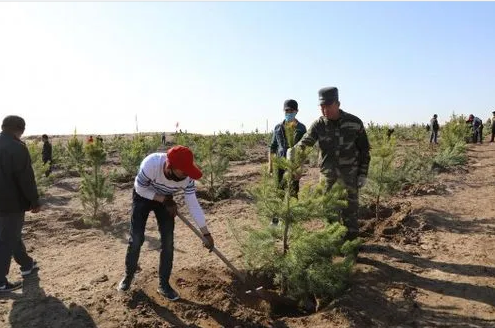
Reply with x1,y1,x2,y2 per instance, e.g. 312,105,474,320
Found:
166,146,202,180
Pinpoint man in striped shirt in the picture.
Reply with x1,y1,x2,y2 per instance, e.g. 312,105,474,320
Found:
117,145,214,301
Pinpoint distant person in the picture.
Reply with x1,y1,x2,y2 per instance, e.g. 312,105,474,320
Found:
41,134,53,177
386,128,395,140
117,146,215,301
490,111,495,143
0,115,40,292
96,135,103,144
466,114,483,144
161,132,166,145
268,99,307,225
87,135,94,144
430,114,439,144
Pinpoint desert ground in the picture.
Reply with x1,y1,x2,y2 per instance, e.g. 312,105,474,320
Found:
1,134,494,328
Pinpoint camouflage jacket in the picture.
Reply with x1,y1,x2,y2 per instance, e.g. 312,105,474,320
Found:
295,110,371,179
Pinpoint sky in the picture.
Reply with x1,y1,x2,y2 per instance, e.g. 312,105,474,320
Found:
1,2,494,136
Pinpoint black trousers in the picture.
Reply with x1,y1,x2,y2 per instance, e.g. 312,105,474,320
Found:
124,190,175,287
0,213,34,285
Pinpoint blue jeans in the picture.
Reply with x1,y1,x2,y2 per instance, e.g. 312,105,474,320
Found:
124,190,175,287
0,213,34,285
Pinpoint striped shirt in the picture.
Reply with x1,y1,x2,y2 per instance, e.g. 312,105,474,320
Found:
134,152,206,228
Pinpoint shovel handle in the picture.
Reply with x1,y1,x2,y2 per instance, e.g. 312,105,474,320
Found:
176,212,247,284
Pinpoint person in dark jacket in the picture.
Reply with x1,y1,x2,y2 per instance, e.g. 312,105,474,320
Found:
41,134,52,177
430,114,440,144
467,114,483,144
0,115,40,292
268,99,307,225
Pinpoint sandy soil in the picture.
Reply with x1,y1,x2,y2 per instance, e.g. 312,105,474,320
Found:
1,137,494,328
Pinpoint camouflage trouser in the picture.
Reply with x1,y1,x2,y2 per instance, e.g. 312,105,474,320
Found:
321,172,359,239
277,168,300,198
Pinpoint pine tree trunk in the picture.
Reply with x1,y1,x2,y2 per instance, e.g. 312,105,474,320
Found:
93,165,99,220
281,179,291,295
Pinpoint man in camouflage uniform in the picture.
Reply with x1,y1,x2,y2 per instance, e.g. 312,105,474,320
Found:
290,87,371,240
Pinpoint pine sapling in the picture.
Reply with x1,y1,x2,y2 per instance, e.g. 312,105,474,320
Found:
120,135,159,178
243,122,357,304
67,130,85,174
197,137,229,200
52,140,68,173
361,134,401,219
80,141,114,225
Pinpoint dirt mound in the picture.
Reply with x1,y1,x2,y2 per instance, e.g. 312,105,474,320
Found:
399,182,448,197
360,203,433,245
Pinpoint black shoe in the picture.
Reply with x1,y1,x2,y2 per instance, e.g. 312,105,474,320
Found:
21,260,39,277
0,281,22,292
157,284,180,301
117,274,134,292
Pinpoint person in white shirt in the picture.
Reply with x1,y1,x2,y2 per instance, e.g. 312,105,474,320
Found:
117,145,214,301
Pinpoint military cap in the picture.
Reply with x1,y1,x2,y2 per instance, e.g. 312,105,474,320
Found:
492,110,495,115
283,99,298,111
2,115,25,131
318,87,339,105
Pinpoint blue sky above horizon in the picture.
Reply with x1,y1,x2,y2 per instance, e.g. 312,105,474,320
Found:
1,2,494,136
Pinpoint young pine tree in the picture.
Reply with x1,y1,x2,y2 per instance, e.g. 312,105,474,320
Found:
196,137,229,200
361,134,401,219
243,123,359,305
52,140,68,172
79,141,114,225
120,135,161,178
432,113,470,168
67,131,85,174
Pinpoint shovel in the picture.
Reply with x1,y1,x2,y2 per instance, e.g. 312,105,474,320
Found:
176,212,263,294
176,212,302,312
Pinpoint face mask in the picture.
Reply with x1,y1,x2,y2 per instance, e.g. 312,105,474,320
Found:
285,113,297,122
